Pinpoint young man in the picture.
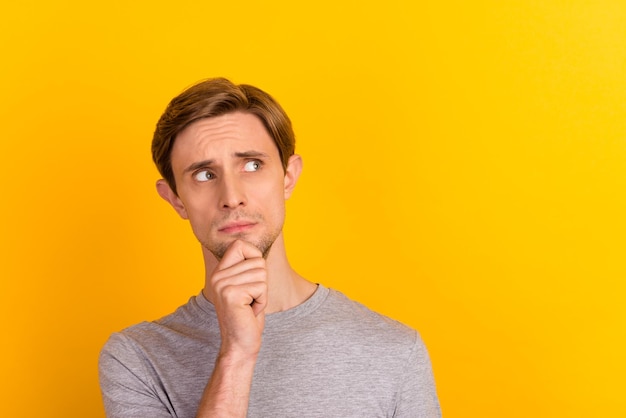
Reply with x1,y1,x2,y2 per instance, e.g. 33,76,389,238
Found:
99,78,441,417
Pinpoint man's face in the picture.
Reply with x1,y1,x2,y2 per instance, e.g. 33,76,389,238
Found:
157,111,301,260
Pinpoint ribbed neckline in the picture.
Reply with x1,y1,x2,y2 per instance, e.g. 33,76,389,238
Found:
193,284,330,327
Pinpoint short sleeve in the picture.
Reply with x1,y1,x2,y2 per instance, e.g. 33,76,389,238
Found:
98,333,174,418
393,332,442,417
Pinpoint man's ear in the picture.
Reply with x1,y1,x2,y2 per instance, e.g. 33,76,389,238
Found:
156,179,188,219
284,154,303,199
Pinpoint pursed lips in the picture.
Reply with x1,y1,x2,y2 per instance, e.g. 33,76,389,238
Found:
218,221,257,234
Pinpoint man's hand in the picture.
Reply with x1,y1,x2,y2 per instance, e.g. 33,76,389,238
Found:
196,240,268,417
206,239,268,358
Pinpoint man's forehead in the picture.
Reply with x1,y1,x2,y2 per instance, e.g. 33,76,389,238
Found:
170,113,279,168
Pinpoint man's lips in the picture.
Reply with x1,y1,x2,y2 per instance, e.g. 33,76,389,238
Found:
218,221,257,234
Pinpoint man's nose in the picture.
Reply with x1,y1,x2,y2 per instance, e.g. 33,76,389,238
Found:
218,174,246,209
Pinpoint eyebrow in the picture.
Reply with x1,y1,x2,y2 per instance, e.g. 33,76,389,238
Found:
234,150,270,159
182,151,270,174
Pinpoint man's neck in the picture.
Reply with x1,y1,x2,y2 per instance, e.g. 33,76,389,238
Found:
202,234,317,313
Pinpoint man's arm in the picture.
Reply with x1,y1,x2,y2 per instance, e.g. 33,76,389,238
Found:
195,350,258,416
195,240,268,418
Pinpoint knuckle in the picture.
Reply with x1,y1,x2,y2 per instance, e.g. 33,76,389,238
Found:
220,285,239,302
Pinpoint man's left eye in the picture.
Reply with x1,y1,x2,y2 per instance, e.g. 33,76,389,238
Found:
243,160,261,172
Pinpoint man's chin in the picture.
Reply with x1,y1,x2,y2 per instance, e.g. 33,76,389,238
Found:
204,237,274,261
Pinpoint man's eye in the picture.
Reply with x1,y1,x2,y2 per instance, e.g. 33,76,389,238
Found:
194,170,214,182
243,160,261,172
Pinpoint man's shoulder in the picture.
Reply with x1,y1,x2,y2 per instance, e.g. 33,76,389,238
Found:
101,293,216,354
320,288,419,347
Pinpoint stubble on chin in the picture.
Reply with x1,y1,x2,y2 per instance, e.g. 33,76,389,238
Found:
203,234,275,261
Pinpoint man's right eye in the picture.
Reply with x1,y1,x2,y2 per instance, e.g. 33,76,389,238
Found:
194,170,214,182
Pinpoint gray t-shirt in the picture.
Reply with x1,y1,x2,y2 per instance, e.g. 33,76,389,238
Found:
99,285,441,417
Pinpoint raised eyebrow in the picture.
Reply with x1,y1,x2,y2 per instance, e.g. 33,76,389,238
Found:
183,159,215,174
234,151,270,160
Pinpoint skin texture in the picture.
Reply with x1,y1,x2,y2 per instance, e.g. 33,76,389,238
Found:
156,112,317,417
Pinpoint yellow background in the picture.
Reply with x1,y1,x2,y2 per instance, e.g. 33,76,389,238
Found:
2,1,625,417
